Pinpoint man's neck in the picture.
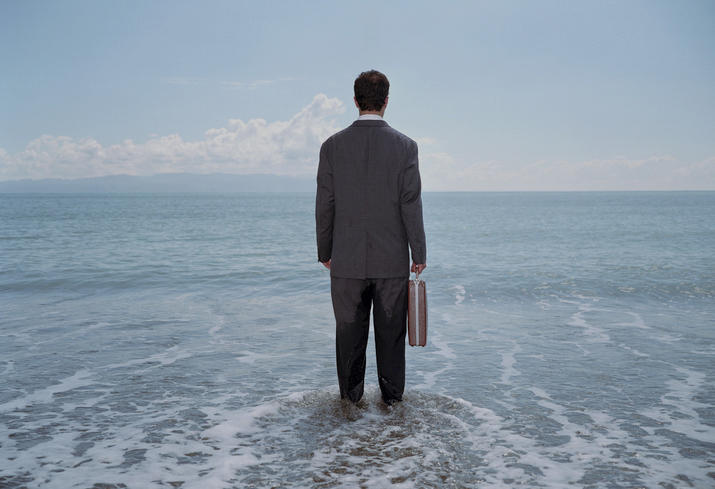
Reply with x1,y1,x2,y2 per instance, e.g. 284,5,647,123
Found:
358,111,384,121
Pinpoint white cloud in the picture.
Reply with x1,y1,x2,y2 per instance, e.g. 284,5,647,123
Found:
414,137,437,146
3,97,713,190
0,94,345,181
420,153,715,191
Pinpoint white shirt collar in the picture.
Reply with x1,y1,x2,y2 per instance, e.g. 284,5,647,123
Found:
357,114,384,121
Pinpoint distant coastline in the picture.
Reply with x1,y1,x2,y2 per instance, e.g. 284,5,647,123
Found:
0,173,315,193
1,173,712,193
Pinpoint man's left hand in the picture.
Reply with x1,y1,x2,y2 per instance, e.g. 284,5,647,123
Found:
321,259,331,269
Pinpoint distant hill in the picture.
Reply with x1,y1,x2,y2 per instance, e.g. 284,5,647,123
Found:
0,173,315,193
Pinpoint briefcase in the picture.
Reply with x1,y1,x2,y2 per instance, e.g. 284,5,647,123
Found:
408,273,427,347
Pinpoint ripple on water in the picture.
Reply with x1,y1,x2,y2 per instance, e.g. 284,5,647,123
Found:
1,380,714,489
200,388,492,488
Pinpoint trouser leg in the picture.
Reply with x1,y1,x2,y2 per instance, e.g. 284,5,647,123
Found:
373,277,408,403
331,277,372,402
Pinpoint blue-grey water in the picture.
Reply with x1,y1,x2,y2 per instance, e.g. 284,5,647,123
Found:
1,192,713,489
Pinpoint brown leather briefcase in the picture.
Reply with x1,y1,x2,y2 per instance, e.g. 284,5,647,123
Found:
408,273,427,347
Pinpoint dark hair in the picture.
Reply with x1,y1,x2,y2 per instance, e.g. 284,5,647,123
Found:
354,70,390,111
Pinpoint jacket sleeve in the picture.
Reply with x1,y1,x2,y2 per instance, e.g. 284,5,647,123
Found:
315,140,334,263
399,141,427,264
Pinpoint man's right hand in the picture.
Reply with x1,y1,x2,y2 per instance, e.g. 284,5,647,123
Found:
411,262,426,274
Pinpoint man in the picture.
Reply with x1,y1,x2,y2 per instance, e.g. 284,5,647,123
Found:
315,70,427,405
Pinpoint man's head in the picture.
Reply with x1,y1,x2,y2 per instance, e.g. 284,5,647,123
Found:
354,70,390,114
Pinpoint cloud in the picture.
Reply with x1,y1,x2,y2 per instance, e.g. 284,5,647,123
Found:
420,152,715,191
414,137,437,146
3,97,712,190
0,94,345,181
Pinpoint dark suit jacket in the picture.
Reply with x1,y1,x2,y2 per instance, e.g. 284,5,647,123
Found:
315,119,426,279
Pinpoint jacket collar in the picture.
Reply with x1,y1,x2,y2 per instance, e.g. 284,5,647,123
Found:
350,120,389,127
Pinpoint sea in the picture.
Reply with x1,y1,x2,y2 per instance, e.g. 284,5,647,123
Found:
0,191,713,489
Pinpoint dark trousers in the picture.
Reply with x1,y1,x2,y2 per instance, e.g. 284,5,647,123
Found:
330,276,408,403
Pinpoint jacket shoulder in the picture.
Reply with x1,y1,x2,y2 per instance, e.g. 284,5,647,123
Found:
323,124,417,148
322,126,353,147
381,126,417,149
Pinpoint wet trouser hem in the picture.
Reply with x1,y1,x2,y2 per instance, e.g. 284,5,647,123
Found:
331,276,407,405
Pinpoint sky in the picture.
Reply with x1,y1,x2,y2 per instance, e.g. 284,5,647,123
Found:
1,0,714,190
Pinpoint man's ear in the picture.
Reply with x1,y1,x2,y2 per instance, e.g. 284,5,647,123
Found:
354,97,360,110
379,96,388,115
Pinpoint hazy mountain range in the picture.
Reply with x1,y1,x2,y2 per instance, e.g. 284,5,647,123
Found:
0,173,315,193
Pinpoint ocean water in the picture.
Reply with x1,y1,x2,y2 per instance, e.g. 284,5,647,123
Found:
0,191,713,489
